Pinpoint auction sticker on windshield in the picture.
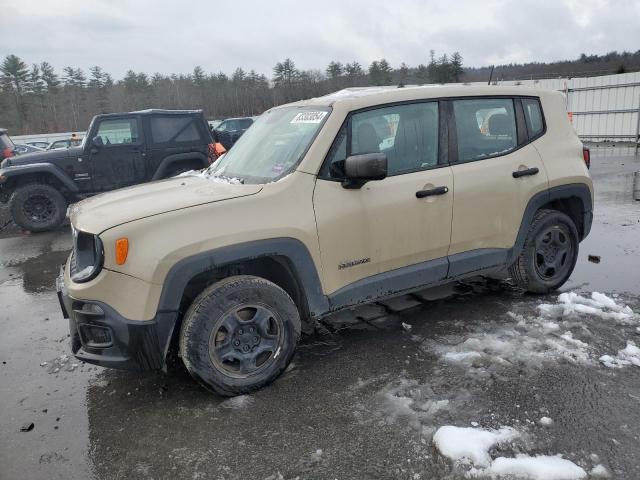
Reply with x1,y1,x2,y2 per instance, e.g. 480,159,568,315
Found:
290,111,327,124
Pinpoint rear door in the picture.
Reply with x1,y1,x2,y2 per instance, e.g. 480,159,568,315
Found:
89,116,146,191
447,97,549,275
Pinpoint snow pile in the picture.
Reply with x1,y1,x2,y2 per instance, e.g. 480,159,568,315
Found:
432,291,639,373
539,416,553,426
434,323,591,371
433,425,519,467
538,292,635,324
473,454,587,479
434,425,587,479
599,341,640,368
589,464,610,477
177,168,242,184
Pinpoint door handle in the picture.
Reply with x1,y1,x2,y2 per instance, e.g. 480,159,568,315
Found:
416,186,449,198
512,167,539,178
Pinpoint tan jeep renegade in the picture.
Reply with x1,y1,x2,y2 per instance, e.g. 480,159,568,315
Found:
57,85,593,395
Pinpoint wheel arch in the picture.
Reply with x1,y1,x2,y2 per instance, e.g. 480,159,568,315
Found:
158,238,329,347
1,164,79,199
151,153,209,180
507,183,593,266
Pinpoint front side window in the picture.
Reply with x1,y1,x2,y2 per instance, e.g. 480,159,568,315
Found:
453,98,517,162
323,102,439,178
150,116,200,144
96,118,138,145
208,107,330,183
522,98,544,138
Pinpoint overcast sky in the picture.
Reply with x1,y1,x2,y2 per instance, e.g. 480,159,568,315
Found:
3,0,640,79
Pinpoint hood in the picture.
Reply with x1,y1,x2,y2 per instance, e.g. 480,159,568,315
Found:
5,146,83,166
70,175,262,234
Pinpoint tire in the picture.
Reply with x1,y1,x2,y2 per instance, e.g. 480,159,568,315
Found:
179,275,301,396
9,183,67,232
509,209,579,294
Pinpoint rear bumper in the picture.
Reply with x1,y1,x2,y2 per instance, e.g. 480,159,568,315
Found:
56,268,177,371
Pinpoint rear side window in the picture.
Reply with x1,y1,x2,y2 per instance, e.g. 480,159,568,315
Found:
453,98,517,162
96,118,139,145
522,98,544,138
150,116,202,144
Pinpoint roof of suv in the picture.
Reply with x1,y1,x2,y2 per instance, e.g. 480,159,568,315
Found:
290,85,560,111
95,109,204,119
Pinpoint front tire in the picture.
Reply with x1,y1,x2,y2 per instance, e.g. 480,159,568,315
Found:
179,275,301,396
9,183,67,232
509,209,579,294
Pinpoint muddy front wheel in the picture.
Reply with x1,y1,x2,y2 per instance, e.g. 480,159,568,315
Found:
179,275,301,396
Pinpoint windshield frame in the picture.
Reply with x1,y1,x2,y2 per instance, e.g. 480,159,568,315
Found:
208,105,332,184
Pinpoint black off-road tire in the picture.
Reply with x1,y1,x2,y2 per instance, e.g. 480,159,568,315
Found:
509,209,579,294
179,275,301,396
9,183,67,233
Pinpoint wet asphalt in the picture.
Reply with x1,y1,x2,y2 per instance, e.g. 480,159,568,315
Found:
1,147,639,480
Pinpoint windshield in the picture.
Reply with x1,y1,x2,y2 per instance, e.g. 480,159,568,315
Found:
208,106,330,184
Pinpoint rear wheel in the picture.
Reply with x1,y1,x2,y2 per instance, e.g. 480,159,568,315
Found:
509,209,579,293
9,183,67,232
179,275,301,396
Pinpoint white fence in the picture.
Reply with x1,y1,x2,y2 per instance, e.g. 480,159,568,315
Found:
472,71,640,146
11,73,640,149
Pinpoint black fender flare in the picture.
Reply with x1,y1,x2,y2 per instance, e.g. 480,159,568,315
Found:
152,152,209,180
0,163,79,192
156,237,330,318
506,183,593,266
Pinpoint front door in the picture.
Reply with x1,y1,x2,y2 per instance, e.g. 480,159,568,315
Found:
447,97,549,275
313,101,453,300
89,116,146,191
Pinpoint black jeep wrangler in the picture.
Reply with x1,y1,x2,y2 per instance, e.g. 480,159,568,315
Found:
0,109,215,232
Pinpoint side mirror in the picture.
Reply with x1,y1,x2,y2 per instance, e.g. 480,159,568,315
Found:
91,136,104,148
342,153,387,188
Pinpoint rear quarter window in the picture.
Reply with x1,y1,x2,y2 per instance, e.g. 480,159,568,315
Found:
150,116,202,144
522,98,545,138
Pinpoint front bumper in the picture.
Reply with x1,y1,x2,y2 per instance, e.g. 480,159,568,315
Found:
56,268,177,371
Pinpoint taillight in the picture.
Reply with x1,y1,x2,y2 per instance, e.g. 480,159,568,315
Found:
2,147,13,159
207,143,216,163
582,147,590,169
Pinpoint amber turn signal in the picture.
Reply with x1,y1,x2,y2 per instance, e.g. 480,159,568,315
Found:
115,238,129,265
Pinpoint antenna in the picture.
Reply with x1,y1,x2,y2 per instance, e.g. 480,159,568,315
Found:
487,65,495,85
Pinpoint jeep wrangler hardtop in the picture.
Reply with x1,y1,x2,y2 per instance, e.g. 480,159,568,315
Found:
57,85,593,396
0,109,214,232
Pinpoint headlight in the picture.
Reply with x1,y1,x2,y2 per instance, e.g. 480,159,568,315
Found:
70,226,103,283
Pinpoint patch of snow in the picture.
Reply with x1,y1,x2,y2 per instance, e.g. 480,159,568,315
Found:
599,341,640,368
433,425,520,467
352,376,455,430
539,292,635,324
539,416,553,426
219,395,254,409
473,454,587,479
178,167,242,184
589,464,610,478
